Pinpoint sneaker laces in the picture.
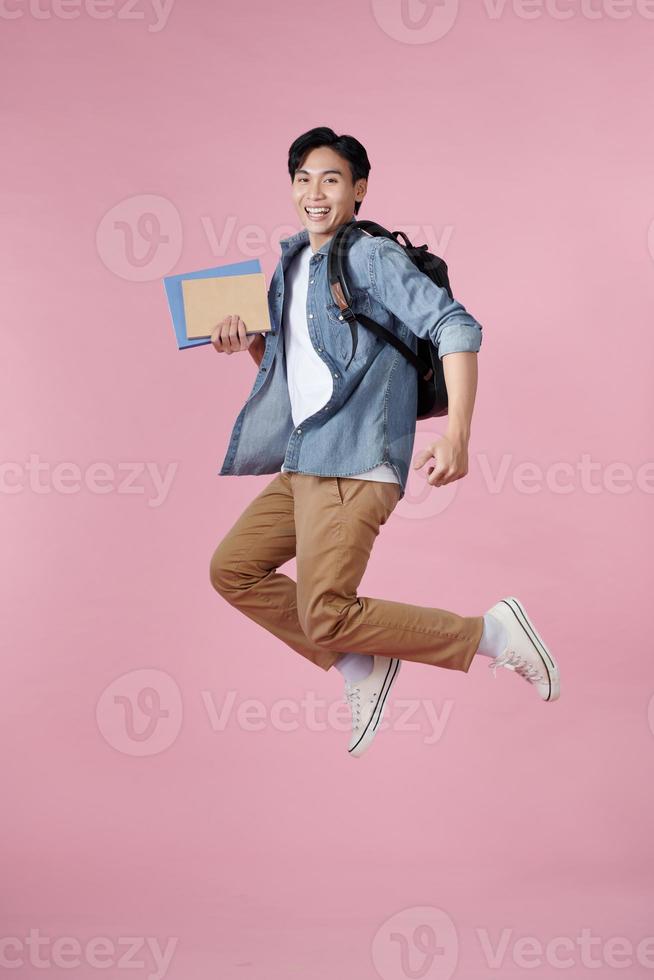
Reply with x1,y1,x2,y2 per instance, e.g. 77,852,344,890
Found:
343,684,362,724
489,650,545,685
343,683,378,727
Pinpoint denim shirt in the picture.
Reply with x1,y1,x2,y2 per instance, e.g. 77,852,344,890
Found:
218,218,483,501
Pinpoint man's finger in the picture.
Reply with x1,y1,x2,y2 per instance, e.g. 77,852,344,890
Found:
228,316,240,350
413,447,434,469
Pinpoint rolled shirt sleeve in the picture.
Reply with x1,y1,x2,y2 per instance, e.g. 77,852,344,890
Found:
370,237,483,359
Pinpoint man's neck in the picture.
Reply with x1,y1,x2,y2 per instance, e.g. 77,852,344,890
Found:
307,214,356,254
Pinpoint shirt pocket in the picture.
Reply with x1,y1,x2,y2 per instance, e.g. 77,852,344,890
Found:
324,288,382,363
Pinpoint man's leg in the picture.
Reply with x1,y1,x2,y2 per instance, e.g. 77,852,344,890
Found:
209,471,341,671
294,474,484,673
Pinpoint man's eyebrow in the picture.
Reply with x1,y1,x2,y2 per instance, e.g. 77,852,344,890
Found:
295,168,343,176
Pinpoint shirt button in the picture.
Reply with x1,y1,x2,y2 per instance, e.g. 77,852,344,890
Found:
338,315,344,321
333,372,339,378
317,347,323,352
309,279,314,284
308,313,314,319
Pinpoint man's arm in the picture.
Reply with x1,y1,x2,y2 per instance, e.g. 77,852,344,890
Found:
370,237,483,356
369,237,483,487
412,350,478,486
442,350,478,442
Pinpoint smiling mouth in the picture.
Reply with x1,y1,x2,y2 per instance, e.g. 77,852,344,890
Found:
304,207,331,221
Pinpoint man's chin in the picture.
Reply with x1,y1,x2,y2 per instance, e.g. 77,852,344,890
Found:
299,214,355,236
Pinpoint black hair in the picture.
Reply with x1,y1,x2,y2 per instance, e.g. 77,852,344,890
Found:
288,127,371,215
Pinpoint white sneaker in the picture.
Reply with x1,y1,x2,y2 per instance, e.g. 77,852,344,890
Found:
486,596,560,702
343,655,401,757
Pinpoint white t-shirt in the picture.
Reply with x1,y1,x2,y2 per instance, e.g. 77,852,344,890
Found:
280,245,399,484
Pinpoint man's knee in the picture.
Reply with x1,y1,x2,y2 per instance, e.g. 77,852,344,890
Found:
209,540,239,598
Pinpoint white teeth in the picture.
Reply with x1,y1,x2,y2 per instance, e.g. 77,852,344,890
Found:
306,207,330,214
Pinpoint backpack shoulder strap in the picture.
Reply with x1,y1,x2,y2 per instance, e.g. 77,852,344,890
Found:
327,220,432,376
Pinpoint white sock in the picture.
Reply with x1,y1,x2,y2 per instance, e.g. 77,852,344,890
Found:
475,612,508,659
333,652,374,683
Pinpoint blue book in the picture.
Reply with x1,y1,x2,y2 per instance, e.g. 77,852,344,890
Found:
163,259,263,350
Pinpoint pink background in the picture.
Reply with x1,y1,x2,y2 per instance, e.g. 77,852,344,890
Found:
2,0,653,977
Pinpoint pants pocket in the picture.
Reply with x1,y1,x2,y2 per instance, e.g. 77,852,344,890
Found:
333,476,345,505
333,476,399,520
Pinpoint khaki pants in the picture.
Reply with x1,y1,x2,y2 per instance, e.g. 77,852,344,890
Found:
210,472,484,673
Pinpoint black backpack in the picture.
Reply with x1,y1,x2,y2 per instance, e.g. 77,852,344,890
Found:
326,219,452,419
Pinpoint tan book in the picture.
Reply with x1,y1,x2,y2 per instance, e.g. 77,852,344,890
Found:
181,272,272,339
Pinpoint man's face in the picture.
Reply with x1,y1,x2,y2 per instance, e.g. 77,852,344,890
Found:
291,145,367,250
